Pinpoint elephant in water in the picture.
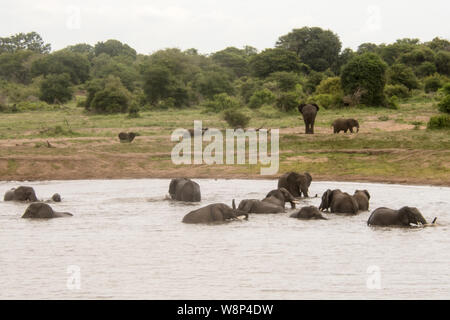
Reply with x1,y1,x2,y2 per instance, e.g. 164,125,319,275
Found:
298,103,319,134
22,203,73,219
319,189,359,214
4,186,38,202
290,206,327,220
182,200,248,224
367,206,435,227
169,178,201,202
353,190,370,211
51,193,62,202
278,172,312,198
332,118,359,133
238,188,297,214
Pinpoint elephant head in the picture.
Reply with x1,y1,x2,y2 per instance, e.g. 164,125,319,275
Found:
355,189,370,200
278,187,296,208
230,199,249,220
398,206,427,226
16,186,38,202
298,103,319,114
319,189,340,211
348,119,360,132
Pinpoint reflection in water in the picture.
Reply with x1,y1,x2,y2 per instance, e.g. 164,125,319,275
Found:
0,179,449,299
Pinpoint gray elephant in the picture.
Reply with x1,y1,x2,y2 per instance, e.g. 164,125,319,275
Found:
51,193,62,202
4,186,38,202
278,172,312,198
332,118,359,133
182,200,248,224
353,190,370,211
22,203,73,219
118,132,136,143
238,188,296,214
319,189,359,214
169,178,201,202
290,206,327,220
367,206,432,227
298,103,319,134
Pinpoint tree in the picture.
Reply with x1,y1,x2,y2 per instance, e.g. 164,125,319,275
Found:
276,27,341,72
387,63,419,90
91,53,139,91
0,32,50,54
425,37,450,52
39,73,73,103
249,48,305,78
357,43,378,54
211,47,249,77
0,50,35,83
267,71,301,91
94,39,137,60
435,51,450,75
194,71,234,99
341,53,387,106
65,43,95,60
87,76,131,114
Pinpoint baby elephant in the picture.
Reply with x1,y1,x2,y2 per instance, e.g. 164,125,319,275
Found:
4,186,38,202
367,206,432,227
182,200,248,224
353,190,370,211
332,118,359,133
22,203,73,219
118,132,136,143
290,206,327,220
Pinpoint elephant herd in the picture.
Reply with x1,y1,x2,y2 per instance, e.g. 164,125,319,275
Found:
169,173,436,228
298,103,359,134
4,175,436,227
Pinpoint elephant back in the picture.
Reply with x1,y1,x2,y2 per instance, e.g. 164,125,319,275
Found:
22,203,55,218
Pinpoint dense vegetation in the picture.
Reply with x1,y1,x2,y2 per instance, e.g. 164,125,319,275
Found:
0,29,449,129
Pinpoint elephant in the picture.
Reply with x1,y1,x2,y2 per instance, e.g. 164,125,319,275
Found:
118,132,136,143
290,206,327,220
238,188,296,214
182,200,248,224
277,172,312,198
169,178,201,202
187,128,208,138
4,186,38,202
319,189,359,214
51,193,62,202
332,118,360,133
353,190,370,211
22,203,73,219
298,103,319,134
367,206,432,227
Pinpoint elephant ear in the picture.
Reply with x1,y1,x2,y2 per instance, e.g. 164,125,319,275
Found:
363,190,370,200
399,207,413,225
168,179,178,195
304,172,312,185
311,103,319,111
298,103,306,114
232,199,236,210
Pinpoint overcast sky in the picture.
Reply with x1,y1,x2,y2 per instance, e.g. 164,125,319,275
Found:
1,0,449,54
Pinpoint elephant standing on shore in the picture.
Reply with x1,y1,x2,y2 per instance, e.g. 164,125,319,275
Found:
332,118,359,133
319,189,359,214
182,200,248,224
4,186,38,202
290,206,327,220
22,203,73,219
278,172,312,198
238,188,296,214
353,190,370,211
298,103,319,134
118,132,136,143
367,206,431,227
169,178,201,202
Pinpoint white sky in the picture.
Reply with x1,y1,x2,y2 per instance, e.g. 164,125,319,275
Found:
1,0,449,54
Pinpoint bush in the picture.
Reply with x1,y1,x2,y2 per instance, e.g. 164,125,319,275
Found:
310,93,343,109
223,109,250,128
203,93,239,113
39,73,73,104
424,76,442,93
87,76,131,114
416,62,437,78
438,95,450,113
248,88,276,109
440,83,450,95
427,114,450,129
384,84,410,99
267,71,301,91
341,53,387,106
315,77,342,95
387,63,419,90
275,91,300,112
385,95,399,109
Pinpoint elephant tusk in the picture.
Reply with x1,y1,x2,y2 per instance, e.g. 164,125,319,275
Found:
432,217,437,224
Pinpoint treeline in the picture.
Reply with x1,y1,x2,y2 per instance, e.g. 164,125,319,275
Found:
0,28,449,118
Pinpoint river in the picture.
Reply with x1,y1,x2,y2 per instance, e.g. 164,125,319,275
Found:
0,179,449,299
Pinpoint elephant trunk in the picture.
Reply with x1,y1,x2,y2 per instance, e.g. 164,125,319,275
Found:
289,201,296,209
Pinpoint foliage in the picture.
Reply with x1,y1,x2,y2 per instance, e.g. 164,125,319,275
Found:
249,48,306,78
435,51,450,75
275,91,300,112
427,115,450,129
387,63,419,90
91,53,139,91
309,93,343,109
315,77,342,95
223,109,250,128
248,88,276,109
438,95,450,113
86,76,131,114
416,62,437,78
0,32,50,54
0,50,35,84
194,70,233,99
39,73,73,104
211,46,252,77
203,93,239,113
341,53,387,106
384,84,410,99
424,76,442,93
267,71,301,92
94,39,137,59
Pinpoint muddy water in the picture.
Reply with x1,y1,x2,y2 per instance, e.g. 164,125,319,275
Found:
0,179,448,299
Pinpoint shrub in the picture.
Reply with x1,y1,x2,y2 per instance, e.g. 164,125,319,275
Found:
384,84,410,99
87,76,131,114
416,61,437,78
315,77,342,95
385,95,399,109
341,53,387,106
438,95,450,113
248,88,275,109
310,93,343,109
267,71,301,91
203,93,239,113
223,109,250,128
127,101,140,118
440,83,450,95
427,114,450,129
275,91,300,112
39,73,73,104
424,76,442,93
387,63,419,90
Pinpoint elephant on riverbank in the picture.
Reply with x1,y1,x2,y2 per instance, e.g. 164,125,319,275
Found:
290,206,327,220
118,132,136,143
4,186,38,202
277,172,312,198
298,103,319,134
353,190,370,211
332,118,359,133
367,206,431,227
22,203,73,219
182,200,248,224
238,188,296,214
169,178,201,202
319,189,359,214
